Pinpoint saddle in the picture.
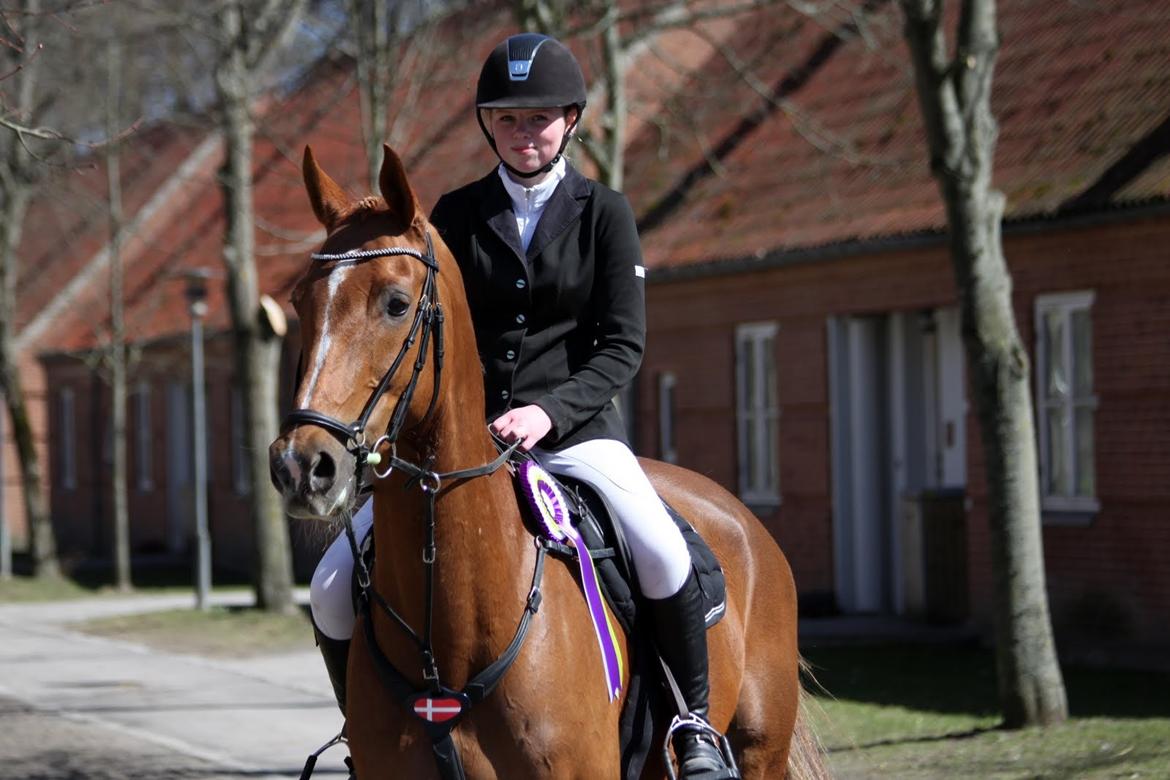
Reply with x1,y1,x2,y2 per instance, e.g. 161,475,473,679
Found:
516,471,728,780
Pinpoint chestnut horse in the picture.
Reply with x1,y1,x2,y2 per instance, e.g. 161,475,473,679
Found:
270,145,823,779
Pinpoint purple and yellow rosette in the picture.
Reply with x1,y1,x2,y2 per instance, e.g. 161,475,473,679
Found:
519,461,624,702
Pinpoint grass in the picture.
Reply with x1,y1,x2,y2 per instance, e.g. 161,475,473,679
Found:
76,605,315,658
0,573,97,602
804,642,1170,779
0,557,257,603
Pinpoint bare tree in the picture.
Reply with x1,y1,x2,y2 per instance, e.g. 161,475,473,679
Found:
212,0,307,614
0,0,67,579
346,0,454,191
898,0,1067,727
517,0,796,191
105,32,131,592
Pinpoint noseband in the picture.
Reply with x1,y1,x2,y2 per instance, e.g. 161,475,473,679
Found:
282,230,444,482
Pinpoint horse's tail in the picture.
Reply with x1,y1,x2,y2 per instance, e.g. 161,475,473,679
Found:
787,660,834,780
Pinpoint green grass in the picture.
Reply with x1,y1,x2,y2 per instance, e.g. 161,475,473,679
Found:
0,573,97,602
76,605,315,658
0,558,256,603
804,643,1170,779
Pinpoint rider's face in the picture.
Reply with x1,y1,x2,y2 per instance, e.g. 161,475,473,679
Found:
487,107,576,178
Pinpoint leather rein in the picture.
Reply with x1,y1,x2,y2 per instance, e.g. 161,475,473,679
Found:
284,232,546,780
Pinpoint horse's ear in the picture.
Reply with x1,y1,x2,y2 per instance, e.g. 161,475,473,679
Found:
378,144,422,232
303,145,349,231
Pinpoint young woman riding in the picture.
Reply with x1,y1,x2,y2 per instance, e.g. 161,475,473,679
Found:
308,33,736,778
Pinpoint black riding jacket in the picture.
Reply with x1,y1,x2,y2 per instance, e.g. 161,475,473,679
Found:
429,163,646,451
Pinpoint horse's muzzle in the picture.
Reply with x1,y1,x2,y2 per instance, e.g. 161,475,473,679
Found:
268,431,356,520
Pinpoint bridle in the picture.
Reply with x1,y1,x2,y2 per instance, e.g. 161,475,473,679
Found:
286,228,544,780
282,230,445,479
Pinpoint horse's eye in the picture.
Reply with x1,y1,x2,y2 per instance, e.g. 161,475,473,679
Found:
386,296,411,318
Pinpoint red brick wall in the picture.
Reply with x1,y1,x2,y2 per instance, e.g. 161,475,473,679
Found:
641,210,1170,642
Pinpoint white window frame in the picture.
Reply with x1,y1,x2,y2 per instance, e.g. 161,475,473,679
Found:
135,381,153,491
231,386,251,495
657,372,678,464
735,322,780,507
60,387,77,491
1034,290,1099,514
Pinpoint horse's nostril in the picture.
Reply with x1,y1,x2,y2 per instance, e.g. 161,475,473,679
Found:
310,451,336,490
270,459,292,492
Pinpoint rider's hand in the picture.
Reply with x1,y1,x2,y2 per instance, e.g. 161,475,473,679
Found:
491,405,553,451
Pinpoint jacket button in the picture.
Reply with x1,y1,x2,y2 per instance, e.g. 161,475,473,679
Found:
516,279,527,289
515,314,526,324
505,350,516,360
501,390,510,400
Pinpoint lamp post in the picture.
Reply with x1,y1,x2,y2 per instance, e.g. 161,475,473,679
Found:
185,269,212,611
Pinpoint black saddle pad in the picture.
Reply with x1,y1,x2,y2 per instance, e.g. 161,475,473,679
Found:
556,475,727,635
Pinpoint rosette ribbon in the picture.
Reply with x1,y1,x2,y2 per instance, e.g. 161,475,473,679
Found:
519,461,624,701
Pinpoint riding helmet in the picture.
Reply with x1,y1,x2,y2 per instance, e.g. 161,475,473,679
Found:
475,33,587,179
476,33,587,111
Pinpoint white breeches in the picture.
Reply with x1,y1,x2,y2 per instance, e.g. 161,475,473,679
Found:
309,438,691,641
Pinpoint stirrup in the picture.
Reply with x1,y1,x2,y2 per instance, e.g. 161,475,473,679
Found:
662,714,741,780
300,729,354,780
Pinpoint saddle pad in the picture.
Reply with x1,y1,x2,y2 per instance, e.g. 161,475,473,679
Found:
557,475,727,636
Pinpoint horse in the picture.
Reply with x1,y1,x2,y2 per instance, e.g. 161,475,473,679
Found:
269,144,826,779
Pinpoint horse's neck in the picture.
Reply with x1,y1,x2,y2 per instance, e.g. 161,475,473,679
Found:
369,413,529,675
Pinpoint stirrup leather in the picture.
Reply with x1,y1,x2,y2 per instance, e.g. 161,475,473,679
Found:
662,714,741,780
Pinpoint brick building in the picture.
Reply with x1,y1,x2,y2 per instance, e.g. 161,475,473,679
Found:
9,1,1170,647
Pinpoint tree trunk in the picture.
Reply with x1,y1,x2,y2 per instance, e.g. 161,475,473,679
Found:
0,187,58,579
352,0,390,192
0,0,59,579
216,1,295,614
899,0,1067,727
107,35,132,592
598,5,625,191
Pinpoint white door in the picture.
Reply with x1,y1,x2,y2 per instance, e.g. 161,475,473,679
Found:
829,308,967,616
828,316,891,613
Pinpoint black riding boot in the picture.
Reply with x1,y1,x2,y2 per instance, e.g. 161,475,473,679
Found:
650,571,739,780
314,622,351,715
309,621,356,779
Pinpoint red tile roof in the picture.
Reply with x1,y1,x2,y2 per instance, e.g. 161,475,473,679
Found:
20,0,1170,353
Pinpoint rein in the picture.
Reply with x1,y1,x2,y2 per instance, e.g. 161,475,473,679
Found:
286,233,548,780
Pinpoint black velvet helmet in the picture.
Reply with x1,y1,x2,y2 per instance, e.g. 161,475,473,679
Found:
475,33,586,179
476,33,587,111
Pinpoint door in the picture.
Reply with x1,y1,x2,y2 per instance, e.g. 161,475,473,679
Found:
828,316,891,613
829,308,967,615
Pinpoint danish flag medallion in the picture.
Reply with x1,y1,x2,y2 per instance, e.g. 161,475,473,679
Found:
412,696,464,724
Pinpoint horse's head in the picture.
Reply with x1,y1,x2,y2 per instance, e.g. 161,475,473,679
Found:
269,144,447,520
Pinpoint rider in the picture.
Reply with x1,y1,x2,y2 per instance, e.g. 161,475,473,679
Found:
309,33,735,779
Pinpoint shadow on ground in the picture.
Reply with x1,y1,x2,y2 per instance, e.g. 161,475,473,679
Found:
803,642,1170,719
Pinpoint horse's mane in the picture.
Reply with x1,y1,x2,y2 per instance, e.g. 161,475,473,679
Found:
336,195,426,236
338,196,388,225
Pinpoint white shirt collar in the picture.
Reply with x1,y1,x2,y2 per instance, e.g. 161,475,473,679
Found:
497,157,567,215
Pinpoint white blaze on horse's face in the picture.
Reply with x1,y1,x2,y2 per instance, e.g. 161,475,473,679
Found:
296,258,360,409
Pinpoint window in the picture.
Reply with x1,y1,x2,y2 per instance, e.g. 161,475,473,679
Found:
59,388,77,491
735,323,779,505
657,372,677,464
232,386,251,495
1035,291,1098,512
135,382,154,491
